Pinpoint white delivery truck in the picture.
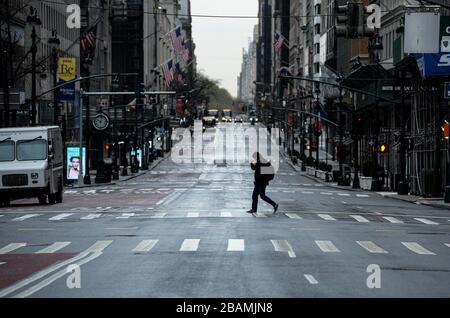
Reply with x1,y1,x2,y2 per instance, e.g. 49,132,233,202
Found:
0,126,64,206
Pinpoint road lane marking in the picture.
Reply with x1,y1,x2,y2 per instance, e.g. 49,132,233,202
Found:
315,240,340,253
356,241,388,254
227,239,245,252
271,240,296,258
85,241,113,253
49,213,73,221
318,214,336,221
445,244,450,248
187,213,199,218
12,214,42,222
150,213,167,219
320,192,333,196
285,213,302,219
0,262,5,266
356,194,370,198
220,212,232,218
0,243,27,254
116,213,135,219
414,218,439,225
338,193,350,197
301,192,314,194
35,242,71,254
13,251,103,298
350,215,370,223
81,214,102,220
383,217,403,224
402,242,435,255
304,275,318,285
132,240,159,253
180,239,200,252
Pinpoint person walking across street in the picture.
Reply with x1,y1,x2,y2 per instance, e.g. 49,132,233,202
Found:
247,152,279,215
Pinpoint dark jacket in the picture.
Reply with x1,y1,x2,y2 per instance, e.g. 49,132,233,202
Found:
251,160,271,186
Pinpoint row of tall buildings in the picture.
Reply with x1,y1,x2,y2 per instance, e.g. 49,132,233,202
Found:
249,0,450,197
1,0,196,179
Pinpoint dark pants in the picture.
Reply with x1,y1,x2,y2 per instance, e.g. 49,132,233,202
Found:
252,183,277,212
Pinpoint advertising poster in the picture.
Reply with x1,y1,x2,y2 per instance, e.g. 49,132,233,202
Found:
67,147,86,180
131,149,143,168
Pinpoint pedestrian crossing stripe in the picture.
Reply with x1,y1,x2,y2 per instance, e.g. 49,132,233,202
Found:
445,244,450,248
187,213,199,218
401,242,436,255
180,239,200,251
357,241,388,254
49,213,73,221
383,217,403,224
356,194,370,198
0,262,5,266
285,214,302,219
414,218,439,225
318,214,336,221
227,239,245,251
350,215,370,223
0,243,27,254
304,275,318,285
12,214,42,222
315,240,340,253
35,242,71,254
271,240,296,258
132,240,159,253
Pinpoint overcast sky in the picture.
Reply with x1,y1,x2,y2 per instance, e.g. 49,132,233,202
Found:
191,0,259,98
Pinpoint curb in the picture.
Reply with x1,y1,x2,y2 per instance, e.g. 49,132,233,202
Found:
379,194,450,210
68,155,169,189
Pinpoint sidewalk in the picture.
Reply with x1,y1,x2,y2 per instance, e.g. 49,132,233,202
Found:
66,153,168,189
282,152,450,210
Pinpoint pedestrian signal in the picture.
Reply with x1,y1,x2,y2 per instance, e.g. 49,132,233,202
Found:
379,143,389,154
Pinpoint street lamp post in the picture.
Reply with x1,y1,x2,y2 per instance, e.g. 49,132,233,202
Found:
315,85,321,171
26,7,41,126
48,30,60,125
81,57,93,184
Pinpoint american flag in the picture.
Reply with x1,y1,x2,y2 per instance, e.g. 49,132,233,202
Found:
170,26,183,56
80,25,97,58
180,39,191,62
274,32,284,52
161,59,174,85
175,62,185,83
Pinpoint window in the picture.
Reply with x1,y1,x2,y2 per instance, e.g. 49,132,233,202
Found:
0,141,14,162
17,139,47,161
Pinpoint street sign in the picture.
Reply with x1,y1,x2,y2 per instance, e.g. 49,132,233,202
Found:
445,82,450,99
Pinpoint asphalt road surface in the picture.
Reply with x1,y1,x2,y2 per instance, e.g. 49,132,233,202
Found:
1,123,450,298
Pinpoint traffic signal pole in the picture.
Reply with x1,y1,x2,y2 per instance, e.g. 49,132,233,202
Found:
398,71,409,195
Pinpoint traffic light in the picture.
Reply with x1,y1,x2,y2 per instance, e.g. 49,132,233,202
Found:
442,121,450,139
335,1,376,38
379,143,389,154
105,143,110,151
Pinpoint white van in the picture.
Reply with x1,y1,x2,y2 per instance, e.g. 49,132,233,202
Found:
0,126,64,206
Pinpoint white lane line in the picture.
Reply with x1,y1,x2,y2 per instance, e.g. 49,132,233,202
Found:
180,239,200,252
85,240,113,253
318,214,336,221
304,274,318,285
187,213,199,218
414,218,439,225
0,262,5,266
271,240,296,258
445,244,450,248
116,213,135,219
356,194,370,198
350,215,370,223
12,214,42,222
383,216,404,224
150,213,167,219
315,240,340,253
227,239,245,252
0,243,27,254
35,242,71,254
81,214,102,220
285,213,303,219
132,240,159,253
301,192,314,194
64,190,78,194
356,241,388,254
338,193,350,197
49,213,74,221
320,192,333,196
402,242,436,255
220,212,233,218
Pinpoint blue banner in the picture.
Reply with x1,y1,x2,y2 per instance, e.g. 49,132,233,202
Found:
415,53,450,78
58,80,75,101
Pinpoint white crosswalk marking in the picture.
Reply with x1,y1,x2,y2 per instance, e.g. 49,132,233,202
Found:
220,212,233,218
227,239,245,252
414,218,439,225
49,213,73,221
302,192,314,194
64,190,78,194
116,213,135,219
35,242,71,254
338,193,350,197
445,244,450,248
315,240,340,253
85,241,113,253
81,214,102,220
187,213,199,218
271,240,296,258
150,213,167,219
304,275,318,285
383,217,403,224
132,240,158,253
356,194,370,198
12,214,42,222
0,215,3,218
402,242,435,255
0,243,27,254
0,262,5,266
357,241,388,254
350,215,370,223
320,192,333,196
318,214,336,221
180,239,200,252
285,213,303,219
